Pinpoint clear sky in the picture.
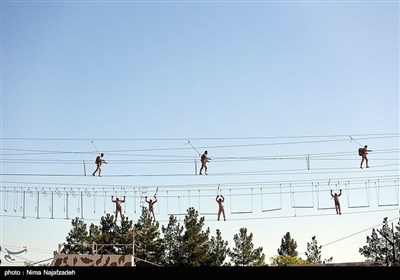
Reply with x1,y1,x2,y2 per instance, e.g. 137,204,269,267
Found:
1,0,399,266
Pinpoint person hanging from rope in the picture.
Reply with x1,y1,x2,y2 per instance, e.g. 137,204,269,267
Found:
330,189,342,215
199,150,211,175
112,196,125,222
92,153,108,177
145,196,158,222
358,145,372,169
216,195,226,221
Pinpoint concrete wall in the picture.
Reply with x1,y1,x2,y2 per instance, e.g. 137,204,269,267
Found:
51,254,132,266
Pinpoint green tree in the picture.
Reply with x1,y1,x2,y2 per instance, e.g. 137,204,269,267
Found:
206,229,229,266
95,214,120,254
63,214,133,255
269,255,308,266
228,227,265,266
395,218,400,266
133,209,163,266
359,217,400,266
305,236,333,264
180,207,211,266
114,216,134,255
160,214,184,266
63,217,90,254
277,232,298,257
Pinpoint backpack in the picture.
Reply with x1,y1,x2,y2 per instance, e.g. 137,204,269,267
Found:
95,155,101,164
358,148,363,156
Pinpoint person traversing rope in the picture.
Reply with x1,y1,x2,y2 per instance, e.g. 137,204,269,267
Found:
358,145,372,169
92,153,108,177
145,196,158,221
199,150,211,175
112,196,125,222
216,195,226,221
330,189,342,215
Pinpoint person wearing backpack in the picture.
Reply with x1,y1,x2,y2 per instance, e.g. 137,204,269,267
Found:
359,145,371,169
92,153,108,176
199,150,211,175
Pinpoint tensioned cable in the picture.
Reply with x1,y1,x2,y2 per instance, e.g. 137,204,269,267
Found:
0,182,397,206
1,174,399,189
1,133,398,141
298,215,400,257
1,135,398,155
0,207,397,223
0,163,398,177
1,148,398,164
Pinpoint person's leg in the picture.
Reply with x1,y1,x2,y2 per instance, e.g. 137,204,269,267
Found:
217,210,220,221
223,210,226,221
365,157,369,168
199,164,204,175
338,204,341,215
360,157,364,168
98,166,102,177
205,165,208,175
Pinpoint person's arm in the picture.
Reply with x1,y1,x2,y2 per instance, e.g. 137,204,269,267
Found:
339,189,342,196
121,196,126,202
221,195,224,202
111,196,115,202
154,197,157,204
145,196,149,203
216,196,219,202
330,190,334,197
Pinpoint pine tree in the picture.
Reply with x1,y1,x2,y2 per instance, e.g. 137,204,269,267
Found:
206,229,229,266
305,236,332,264
180,207,211,266
359,217,400,266
63,217,90,254
133,209,163,266
96,214,120,254
277,232,298,257
228,227,265,266
64,214,133,255
160,214,184,266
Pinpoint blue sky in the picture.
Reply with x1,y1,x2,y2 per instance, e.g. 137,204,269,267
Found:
1,0,399,266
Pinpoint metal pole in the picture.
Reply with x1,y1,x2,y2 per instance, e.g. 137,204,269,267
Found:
131,230,135,267
392,223,396,266
81,191,84,219
51,191,54,219
65,192,69,219
22,191,26,219
36,191,40,219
